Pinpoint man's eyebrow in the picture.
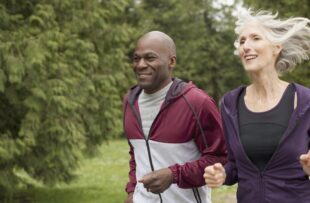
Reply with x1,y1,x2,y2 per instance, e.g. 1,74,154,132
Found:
134,52,158,57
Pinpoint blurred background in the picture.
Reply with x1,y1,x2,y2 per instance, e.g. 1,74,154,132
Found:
0,0,308,202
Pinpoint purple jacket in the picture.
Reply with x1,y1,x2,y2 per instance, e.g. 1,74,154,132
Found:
221,83,310,203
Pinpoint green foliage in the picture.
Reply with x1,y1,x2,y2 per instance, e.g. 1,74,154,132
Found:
0,0,308,199
242,0,309,18
0,0,136,198
129,0,247,102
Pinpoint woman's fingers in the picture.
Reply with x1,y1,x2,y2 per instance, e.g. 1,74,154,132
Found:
204,163,226,188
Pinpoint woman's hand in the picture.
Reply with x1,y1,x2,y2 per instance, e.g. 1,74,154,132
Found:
300,150,310,176
203,163,226,188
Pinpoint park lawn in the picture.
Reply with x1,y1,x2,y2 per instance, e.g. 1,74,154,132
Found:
20,139,236,203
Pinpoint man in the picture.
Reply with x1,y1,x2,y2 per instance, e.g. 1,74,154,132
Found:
123,31,227,203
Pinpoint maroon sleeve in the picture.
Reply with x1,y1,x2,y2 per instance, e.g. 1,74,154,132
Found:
169,95,227,188
125,142,137,193
123,93,137,193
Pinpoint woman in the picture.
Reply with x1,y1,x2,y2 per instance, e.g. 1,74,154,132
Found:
203,9,310,203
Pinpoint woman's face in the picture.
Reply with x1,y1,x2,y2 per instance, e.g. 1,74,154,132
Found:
238,22,281,74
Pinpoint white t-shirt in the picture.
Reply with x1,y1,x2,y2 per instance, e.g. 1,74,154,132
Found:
138,82,173,138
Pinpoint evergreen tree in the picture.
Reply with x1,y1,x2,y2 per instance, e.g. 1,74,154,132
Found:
0,0,136,197
131,0,247,103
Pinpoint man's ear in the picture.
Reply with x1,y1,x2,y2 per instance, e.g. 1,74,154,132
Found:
169,56,176,70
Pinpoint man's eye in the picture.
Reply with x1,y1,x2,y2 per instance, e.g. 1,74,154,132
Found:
146,56,156,61
239,40,245,45
133,57,140,62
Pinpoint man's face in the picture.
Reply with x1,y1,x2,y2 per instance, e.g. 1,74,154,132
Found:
132,37,175,94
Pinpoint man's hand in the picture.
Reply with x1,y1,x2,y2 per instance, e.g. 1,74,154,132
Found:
300,150,310,176
138,168,173,194
203,163,226,188
124,192,133,203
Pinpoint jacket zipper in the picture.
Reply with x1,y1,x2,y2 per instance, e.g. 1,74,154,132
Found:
145,103,170,169
230,114,260,172
145,104,170,203
227,113,264,201
227,105,300,203
130,102,169,203
259,172,264,203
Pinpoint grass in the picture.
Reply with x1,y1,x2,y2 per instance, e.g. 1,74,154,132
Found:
15,139,237,203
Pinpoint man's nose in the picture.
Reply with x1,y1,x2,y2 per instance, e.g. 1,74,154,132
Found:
135,58,147,68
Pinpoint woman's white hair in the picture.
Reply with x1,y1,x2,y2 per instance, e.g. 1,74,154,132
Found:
234,9,310,75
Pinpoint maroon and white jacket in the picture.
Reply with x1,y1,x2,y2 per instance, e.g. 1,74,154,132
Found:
124,78,227,203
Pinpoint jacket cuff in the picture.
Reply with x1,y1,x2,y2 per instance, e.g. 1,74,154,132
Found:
168,165,179,184
125,183,136,194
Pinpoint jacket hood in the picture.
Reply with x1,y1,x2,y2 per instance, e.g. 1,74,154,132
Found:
221,85,245,117
127,78,195,106
294,83,310,118
221,83,310,118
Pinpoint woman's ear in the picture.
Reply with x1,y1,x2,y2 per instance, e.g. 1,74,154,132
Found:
273,44,282,56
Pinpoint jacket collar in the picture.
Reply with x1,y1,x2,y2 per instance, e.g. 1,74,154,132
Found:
127,78,194,106
221,83,310,118
221,85,245,117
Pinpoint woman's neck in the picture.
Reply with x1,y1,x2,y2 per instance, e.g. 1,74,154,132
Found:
248,68,287,97
245,70,289,111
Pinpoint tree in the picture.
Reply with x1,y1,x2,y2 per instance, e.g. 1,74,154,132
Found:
0,0,136,198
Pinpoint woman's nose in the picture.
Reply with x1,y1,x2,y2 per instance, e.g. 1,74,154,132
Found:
242,40,251,53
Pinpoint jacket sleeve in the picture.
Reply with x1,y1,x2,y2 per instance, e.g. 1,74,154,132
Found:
123,93,137,194
221,106,239,185
224,151,238,185
169,95,227,188
125,142,137,193
308,128,310,149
